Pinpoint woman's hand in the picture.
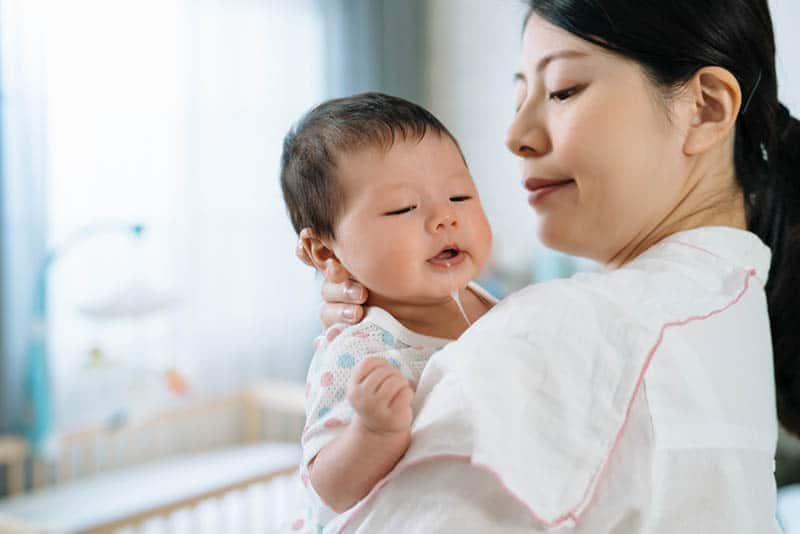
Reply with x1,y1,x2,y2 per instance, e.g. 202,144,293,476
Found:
320,279,367,327
297,238,368,327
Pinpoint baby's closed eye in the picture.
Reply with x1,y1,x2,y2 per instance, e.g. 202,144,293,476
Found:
383,205,417,216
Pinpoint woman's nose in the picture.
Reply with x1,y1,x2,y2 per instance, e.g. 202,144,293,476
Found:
505,108,551,158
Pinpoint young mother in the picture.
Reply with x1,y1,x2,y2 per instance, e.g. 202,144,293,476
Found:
305,1,799,531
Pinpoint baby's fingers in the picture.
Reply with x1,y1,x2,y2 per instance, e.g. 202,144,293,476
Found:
350,357,392,386
377,375,413,407
388,383,414,411
358,365,398,396
347,359,393,409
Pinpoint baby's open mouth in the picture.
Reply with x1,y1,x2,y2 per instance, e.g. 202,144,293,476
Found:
428,245,463,265
433,248,459,260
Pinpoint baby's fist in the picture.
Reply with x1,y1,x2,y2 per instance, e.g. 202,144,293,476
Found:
347,357,414,434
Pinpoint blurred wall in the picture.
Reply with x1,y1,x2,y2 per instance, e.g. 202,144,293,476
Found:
773,0,800,113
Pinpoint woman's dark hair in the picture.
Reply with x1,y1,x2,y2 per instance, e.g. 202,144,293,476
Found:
280,92,464,239
526,1,800,433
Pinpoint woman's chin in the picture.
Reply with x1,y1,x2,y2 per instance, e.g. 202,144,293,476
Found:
537,223,566,251
537,223,586,258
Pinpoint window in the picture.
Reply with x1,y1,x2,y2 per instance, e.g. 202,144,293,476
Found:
40,0,324,428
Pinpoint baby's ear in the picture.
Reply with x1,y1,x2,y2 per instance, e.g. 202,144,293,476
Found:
298,228,351,283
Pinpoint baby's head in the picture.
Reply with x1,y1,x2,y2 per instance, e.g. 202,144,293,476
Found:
281,92,492,304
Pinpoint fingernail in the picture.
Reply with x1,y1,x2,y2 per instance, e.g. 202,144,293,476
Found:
346,286,362,301
342,307,355,320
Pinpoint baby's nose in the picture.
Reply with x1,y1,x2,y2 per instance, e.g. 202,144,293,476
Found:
435,214,458,231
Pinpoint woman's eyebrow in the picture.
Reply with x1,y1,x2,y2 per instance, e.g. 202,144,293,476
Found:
513,49,589,82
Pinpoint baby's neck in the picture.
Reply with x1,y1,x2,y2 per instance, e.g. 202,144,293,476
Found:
366,287,491,340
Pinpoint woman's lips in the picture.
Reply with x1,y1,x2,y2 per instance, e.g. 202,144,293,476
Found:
524,177,574,207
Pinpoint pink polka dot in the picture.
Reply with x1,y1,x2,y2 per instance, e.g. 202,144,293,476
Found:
352,330,369,338
313,338,321,350
324,417,345,429
321,372,333,387
305,382,311,398
301,473,309,486
292,519,304,530
326,328,341,342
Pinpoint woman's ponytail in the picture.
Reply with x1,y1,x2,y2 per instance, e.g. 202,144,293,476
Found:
761,103,800,433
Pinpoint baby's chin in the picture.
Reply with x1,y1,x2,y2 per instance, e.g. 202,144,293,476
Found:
412,282,473,303
369,284,470,307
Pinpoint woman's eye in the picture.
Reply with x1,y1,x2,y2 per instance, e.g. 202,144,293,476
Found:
383,205,416,216
548,86,580,102
450,196,472,202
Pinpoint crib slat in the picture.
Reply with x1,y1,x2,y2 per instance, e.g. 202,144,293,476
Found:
0,437,27,496
0,381,306,531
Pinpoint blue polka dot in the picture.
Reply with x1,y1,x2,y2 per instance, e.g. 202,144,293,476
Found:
334,388,346,402
318,406,330,418
388,358,401,369
337,353,355,368
381,331,395,347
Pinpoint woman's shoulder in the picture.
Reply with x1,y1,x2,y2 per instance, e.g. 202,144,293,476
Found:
488,238,765,337
483,271,651,336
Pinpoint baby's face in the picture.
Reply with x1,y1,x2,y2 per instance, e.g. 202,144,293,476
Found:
329,133,492,304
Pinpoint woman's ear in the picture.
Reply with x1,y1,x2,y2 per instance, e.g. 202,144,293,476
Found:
298,228,351,283
682,66,742,156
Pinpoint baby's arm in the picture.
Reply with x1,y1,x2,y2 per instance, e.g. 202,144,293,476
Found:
308,357,414,512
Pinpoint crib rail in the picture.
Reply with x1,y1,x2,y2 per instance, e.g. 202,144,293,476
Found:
79,465,297,534
37,391,250,490
0,380,306,533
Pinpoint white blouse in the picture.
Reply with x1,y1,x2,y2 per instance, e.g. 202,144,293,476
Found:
326,226,780,533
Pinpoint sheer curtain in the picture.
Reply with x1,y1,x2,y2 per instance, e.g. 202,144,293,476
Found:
36,0,325,429
0,0,49,434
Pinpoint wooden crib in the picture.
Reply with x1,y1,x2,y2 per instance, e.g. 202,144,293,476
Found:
0,381,306,533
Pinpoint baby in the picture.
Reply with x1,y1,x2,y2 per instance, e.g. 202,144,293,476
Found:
280,92,495,531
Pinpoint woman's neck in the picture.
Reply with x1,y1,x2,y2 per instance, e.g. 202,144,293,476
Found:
606,167,747,269
366,287,491,340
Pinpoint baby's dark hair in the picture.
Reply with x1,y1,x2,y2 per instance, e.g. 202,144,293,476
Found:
280,92,465,239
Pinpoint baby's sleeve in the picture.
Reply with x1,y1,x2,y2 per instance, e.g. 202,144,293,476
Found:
301,323,387,470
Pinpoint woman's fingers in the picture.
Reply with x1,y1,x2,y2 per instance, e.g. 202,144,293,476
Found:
321,279,367,305
320,303,364,328
319,280,367,327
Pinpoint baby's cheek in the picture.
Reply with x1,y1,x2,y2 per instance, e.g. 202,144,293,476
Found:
471,214,494,268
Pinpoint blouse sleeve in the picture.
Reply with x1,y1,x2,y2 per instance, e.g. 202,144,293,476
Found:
329,386,655,533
